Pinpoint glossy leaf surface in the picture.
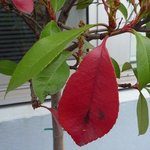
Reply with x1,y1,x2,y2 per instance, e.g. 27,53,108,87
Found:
7,25,92,93
12,0,34,14
118,2,128,19
0,60,17,76
111,58,120,78
58,38,119,146
32,20,69,102
32,52,70,102
40,21,61,39
134,31,150,89
137,93,149,135
51,0,66,12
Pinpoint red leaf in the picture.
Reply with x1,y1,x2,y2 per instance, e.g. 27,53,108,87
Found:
58,37,119,146
12,0,34,14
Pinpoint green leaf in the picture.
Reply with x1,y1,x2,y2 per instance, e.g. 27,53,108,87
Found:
77,0,93,9
51,0,66,12
111,58,120,78
83,40,94,49
132,67,138,79
122,62,132,72
57,0,66,11
7,25,93,93
33,20,66,102
40,21,61,39
122,62,137,78
82,40,94,54
51,0,57,12
137,93,149,135
145,87,150,95
118,2,128,19
32,51,70,103
134,31,150,89
0,60,17,76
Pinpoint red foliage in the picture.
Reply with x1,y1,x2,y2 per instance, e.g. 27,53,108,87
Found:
58,37,119,146
12,0,33,14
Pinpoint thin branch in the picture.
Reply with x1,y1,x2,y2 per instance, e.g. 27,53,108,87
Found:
9,10,42,38
118,83,139,90
88,28,108,33
118,83,132,89
58,0,77,24
21,15,41,38
101,0,109,16
29,80,41,109
135,14,150,28
65,27,131,52
69,54,79,70
22,14,42,30
57,22,73,30
133,26,150,32
47,0,56,21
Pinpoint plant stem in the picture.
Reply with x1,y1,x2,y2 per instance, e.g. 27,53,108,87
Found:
58,0,77,24
51,92,64,150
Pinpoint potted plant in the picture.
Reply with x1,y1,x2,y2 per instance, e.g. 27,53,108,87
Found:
0,0,150,150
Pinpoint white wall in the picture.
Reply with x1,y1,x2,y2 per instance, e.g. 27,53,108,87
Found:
0,99,150,150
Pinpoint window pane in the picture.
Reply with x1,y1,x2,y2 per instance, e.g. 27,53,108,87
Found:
0,6,36,62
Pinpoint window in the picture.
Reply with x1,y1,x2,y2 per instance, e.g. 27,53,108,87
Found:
0,7,36,62
0,6,87,106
